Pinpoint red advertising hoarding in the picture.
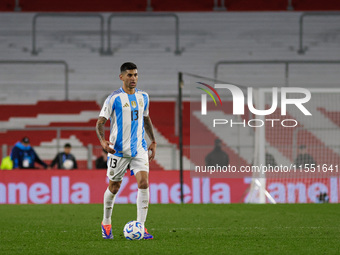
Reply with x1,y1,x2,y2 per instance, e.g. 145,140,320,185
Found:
0,170,339,204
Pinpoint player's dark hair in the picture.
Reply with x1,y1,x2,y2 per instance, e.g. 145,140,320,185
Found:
120,62,137,73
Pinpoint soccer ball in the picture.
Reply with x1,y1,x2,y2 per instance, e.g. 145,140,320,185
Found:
123,221,144,240
63,159,74,170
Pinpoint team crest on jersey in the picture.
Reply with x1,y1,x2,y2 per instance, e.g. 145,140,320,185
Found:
131,101,137,108
138,98,143,108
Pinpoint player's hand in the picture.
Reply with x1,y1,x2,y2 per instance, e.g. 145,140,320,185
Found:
101,140,116,154
148,141,157,161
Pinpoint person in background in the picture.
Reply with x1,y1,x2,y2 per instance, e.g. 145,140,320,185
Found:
205,139,229,167
317,192,329,203
11,136,48,169
95,149,108,169
266,152,277,167
50,143,78,170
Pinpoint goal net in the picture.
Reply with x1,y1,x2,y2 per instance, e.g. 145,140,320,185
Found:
249,88,340,203
187,73,340,203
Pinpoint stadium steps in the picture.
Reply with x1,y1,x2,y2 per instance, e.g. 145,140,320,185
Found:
318,108,340,128
265,107,340,166
193,110,293,166
288,99,340,164
0,101,100,121
190,110,250,168
0,100,194,170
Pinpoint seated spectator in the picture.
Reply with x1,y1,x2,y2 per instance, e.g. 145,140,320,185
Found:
10,137,48,169
95,149,108,169
50,143,78,170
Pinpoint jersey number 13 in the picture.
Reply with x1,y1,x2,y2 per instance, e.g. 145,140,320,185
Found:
131,110,138,121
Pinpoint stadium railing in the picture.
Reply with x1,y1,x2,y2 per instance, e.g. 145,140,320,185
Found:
213,0,226,11
31,13,105,56
1,128,179,170
106,12,181,55
298,12,340,54
214,60,340,87
0,60,69,100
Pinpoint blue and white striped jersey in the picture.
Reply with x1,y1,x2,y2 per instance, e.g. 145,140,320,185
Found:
99,87,149,157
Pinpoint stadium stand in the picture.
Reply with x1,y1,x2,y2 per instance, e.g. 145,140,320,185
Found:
1,12,340,103
0,9,340,170
319,108,340,127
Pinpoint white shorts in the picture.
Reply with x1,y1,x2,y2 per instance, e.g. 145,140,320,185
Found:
106,150,149,182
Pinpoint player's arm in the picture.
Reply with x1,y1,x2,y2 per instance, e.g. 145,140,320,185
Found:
33,149,48,169
72,156,78,169
10,147,19,169
144,116,157,161
50,153,58,168
96,117,116,154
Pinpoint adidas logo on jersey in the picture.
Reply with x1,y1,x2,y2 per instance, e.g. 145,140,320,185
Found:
123,103,129,108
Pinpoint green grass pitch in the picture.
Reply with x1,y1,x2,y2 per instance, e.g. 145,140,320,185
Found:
1,204,340,254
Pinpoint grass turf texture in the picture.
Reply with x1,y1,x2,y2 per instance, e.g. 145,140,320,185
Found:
1,204,340,254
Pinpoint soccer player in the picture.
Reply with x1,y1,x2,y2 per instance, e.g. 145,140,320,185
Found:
96,62,157,240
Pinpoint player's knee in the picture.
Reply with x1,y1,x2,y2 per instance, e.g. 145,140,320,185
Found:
109,182,121,194
138,179,149,189
111,187,120,194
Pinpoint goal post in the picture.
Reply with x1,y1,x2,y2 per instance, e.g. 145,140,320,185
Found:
248,88,267,204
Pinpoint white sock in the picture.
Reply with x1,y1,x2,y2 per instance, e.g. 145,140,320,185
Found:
103,188,116,225
137,188,149,227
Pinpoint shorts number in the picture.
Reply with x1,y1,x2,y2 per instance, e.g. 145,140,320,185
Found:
110,158,117,168
131,110,138,121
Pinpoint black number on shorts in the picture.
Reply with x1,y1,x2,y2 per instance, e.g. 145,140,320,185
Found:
110,158,117,168
131,110,138,121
